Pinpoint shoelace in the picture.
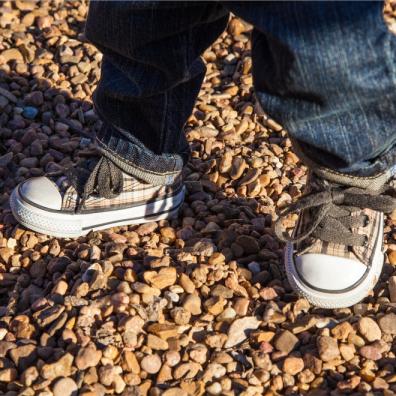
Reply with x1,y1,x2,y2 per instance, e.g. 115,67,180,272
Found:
274,179,396,247
66,157,124,212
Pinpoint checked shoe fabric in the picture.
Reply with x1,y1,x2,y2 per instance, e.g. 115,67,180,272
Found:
10,156,185,238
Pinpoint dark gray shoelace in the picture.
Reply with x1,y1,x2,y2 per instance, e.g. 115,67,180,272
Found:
66,157,124,212
275,180,396,247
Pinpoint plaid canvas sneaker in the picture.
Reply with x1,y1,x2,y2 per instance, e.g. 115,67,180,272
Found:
275,169,396,309
10,156,185,238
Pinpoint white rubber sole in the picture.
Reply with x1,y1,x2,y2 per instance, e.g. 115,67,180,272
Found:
285,213,384,309
10,186,185,238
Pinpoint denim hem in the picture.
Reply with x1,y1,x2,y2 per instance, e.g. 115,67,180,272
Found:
97,139,183,186
292,138,395,190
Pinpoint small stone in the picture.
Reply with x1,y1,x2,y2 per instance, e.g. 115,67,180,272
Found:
165,351,181,367
359,345,382,360
163,388,188,396
358,317,382,342
373,377,389,390
53,377,78,396
235,235,260,254
0,48,23,63
338,375,361,391
0,152,13,167
228,18,247,36
224,316,261,348
259,287,278,300
233,298,250,316
123,351,140,374
230,157,246,180
75,343,102,370
25,91,44,106
191,240,216,256
20,366,38,386
9,344,37,371
331,321,354,341
206,382,222,395
173,362,201,380
274,330,299,354
179,273,195,293
41,353,74,380
388,251,396,265
160,227,176,241
136,222,157,236
204,296,226,315
141,354,162,374
52,280,68,295
208,252,225,265
183,294,202,315
147,334,169,350
378,313,396,335
157,363,173,383
283,357,304,375
388,276,396,302
189,344,208,364
0,368,17,382
339,343,356,361
360,368,376,382
22,106,39,119
317,336,340,362
143,267,177,289
148,323,180,340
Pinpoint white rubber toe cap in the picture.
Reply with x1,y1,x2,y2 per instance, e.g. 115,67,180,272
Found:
295,253,367,292
19,177,62,211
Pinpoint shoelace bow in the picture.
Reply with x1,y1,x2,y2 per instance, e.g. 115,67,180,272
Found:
274,181,396,247
66,157,124,212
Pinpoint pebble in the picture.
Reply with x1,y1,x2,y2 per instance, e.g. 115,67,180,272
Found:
22,106,39,119
0,152,13,167
41,353,74,380
0,368,17,382
317,336,340,362
358,317,382,342
283,357,304,375
378,313,396,335
143,267,177,289
53,377,78,396
359,345,382,360
274,330,299,354
183,294,202,315
141,354,162,374
389,251,396,265
224,316,261,348
75,344,102,370
388,276,396,302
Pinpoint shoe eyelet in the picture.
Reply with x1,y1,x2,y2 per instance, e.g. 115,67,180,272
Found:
363,216,370,227
363,236,369,247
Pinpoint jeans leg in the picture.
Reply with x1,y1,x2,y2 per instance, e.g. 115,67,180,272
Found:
228,1,396,177
85,2,229,185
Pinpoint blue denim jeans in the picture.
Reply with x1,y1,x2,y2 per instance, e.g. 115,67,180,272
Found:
85,1,396,185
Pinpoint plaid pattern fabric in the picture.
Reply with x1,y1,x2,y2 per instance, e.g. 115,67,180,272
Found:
61,172,182,212
295,207,381,266
293,173,383,266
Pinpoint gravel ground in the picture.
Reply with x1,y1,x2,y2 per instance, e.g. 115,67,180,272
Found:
1,1,396,395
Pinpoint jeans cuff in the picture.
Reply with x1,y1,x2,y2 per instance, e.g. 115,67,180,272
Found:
292,139,394,190
97,124,186,186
